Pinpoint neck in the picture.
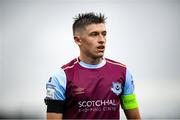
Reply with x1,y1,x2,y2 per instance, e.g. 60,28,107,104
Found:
79,55,103,65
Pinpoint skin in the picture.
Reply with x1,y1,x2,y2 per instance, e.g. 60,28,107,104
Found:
124,108,141,119
74,23,107,64
47,113,62,119
47,23,141,120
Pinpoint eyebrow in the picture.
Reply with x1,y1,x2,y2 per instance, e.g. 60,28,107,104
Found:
89,30,107,34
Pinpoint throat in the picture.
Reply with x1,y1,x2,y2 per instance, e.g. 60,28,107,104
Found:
79,56,103,65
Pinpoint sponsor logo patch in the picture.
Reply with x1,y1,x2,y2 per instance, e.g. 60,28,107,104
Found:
111,82,122,96
78,99,117,112
46,87,55,99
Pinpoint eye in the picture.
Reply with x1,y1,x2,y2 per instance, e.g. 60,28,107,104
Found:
89,32,99,37
102,31,107,37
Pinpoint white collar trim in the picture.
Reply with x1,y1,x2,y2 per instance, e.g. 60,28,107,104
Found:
79,58,106,69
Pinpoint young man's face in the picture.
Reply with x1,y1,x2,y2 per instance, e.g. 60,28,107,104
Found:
76,23,107,59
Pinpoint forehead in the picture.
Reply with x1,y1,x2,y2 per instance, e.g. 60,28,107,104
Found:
85,23,106,33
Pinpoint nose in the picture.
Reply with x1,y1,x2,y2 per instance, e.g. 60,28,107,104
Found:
98,34,105,44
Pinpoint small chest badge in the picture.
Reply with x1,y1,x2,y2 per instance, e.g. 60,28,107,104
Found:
111,82,122,96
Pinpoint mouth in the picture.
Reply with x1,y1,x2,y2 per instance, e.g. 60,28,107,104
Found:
97,45,105,49
97,45,105,51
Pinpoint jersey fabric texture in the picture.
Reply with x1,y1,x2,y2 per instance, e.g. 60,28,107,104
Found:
45,58,135,119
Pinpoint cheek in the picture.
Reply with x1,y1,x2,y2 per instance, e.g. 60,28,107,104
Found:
81,37,97,51
85,43,95,52
84,40,96,48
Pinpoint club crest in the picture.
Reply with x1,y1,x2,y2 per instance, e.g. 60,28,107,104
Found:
111,82,122,96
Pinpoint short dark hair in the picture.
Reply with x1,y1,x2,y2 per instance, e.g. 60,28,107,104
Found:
72,12,107,36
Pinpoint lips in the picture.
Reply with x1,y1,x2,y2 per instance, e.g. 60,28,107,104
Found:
97,46,105,49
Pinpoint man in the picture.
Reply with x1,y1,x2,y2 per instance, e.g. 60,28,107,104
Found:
45,12,141,119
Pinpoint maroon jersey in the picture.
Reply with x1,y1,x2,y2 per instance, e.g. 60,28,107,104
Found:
61,58,126,119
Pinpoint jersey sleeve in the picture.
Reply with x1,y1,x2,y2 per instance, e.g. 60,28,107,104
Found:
122,68,135,95
121,68,138,110
44,68,67,113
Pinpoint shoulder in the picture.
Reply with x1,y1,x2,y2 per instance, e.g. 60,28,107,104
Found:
105,58,126,68
61,58,79,70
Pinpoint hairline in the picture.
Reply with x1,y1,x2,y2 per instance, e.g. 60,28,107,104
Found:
73,22,105,36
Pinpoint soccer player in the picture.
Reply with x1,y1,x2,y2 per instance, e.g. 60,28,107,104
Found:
44,12,141,119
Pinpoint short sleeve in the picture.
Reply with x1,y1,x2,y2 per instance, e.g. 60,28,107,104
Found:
45,68,67,100
122,68,135,95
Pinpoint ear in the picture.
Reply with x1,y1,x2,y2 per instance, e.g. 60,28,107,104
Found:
74,36,82,46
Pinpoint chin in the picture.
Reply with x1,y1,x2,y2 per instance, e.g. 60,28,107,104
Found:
94,53,104,59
